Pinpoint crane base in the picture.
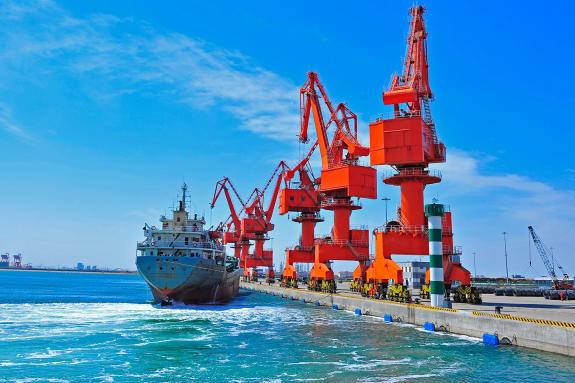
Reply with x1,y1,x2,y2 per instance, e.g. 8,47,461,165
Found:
309,262,335,281
365,257,403,285
425,262,471,286
352,262,369,282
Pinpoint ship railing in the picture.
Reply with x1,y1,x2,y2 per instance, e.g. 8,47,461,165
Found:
137,240,224,250
154,225,204,233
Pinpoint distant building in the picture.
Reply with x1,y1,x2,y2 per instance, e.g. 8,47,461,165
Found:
398,261,429,289
295,264,310,280
0,253,9,269
533,277,575,288
76,262,85,271
91,266,98,271
337,271,354,280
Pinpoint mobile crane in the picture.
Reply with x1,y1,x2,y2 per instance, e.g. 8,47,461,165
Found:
528,226,572,292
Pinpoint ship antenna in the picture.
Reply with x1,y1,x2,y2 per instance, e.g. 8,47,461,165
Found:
180,183,188,211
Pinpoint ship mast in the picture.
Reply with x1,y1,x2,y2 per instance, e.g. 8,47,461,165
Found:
180,183,188,212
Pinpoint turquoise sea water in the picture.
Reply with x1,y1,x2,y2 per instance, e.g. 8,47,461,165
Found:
0,270,574,382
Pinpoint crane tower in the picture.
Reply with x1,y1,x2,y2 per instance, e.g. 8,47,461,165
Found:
363,6,473,302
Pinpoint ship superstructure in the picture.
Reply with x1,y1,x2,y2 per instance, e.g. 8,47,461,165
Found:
136,184,240,304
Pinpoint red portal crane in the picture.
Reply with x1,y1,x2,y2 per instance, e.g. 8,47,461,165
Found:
366,6,471,301
241,161,288,282
299,72,377,292
279,141,323,287
211,162,288,283
211,177,247,260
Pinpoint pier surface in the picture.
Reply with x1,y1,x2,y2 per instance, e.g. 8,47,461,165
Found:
241,281,575,357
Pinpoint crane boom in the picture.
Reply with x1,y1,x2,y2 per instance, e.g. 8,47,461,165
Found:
284,141,318,183
265,161,288,222
384,5,431,110
300,73,331,168
211,178,245,232
300,72,370,170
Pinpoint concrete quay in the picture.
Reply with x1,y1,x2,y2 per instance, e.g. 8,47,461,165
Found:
241,281,575,357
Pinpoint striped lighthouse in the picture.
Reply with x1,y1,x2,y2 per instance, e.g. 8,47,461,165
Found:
425,203,445,307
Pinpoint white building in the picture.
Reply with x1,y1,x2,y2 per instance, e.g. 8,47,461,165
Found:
398,261,429,289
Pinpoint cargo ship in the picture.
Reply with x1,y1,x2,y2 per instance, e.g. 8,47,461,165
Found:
136,184,241,305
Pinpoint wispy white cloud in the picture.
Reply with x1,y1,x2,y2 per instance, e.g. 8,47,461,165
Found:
437,149,554,194
0,103,34,142
438,149,575,221
0,0,299,140
127,207,162,220
436,149,575,272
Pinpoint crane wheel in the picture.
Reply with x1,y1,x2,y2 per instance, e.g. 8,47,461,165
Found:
452,286,482,304
387,284,409,302
420,284,430,300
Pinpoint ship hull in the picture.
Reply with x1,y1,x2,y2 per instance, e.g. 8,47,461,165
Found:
136,255,241,305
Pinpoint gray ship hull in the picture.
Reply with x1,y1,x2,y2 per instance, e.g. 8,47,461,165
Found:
136,255,241,304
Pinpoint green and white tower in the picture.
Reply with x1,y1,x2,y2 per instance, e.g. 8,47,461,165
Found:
425,203,445,307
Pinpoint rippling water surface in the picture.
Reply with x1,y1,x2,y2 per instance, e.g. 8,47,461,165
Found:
0,270,573,382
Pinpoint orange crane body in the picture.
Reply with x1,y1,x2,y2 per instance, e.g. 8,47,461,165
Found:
211,162,287,282
211,177,247,259
320,165,377,199
279,142,323,282
365,6,471,290
370,117,445,167
298,72,376,286
240,161,288,280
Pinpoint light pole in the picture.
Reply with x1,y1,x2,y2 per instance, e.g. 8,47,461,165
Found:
502,232,509,284
381,197,391,224
473,251,477,279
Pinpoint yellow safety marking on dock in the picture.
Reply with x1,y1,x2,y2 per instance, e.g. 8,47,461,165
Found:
408,303,459,313
472,311,575,330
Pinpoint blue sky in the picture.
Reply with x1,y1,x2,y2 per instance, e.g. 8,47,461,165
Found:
0,0,573,277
